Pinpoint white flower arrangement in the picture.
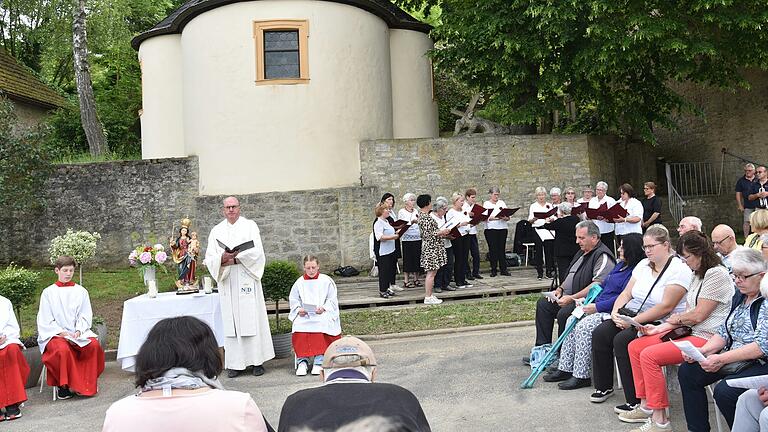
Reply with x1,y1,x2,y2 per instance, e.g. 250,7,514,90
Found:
48,229,101,283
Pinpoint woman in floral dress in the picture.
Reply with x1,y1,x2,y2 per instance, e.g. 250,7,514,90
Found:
416,194,449,305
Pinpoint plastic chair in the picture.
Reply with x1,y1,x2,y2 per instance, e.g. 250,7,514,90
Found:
522,243,535,266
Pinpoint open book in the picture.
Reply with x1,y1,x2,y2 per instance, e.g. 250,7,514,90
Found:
65,335,92,347
216,239,255,253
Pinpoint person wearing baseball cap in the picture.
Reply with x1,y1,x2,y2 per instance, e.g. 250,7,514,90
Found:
277,336,432,432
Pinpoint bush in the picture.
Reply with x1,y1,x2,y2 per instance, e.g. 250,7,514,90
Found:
0,264,40,333
48,229,101,284
262,260,301,334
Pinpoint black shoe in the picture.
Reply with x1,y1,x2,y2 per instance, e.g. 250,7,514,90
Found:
466,275,475,280
4,403,21,420
500,271,511,276
252,365,265,376
490,272,498,277
590,388,614,403
473,274,484,279
521,356,530,366
558,376,592,390
227,369,244,378
543,370,572,382
379,291,390,299
386,288,396,297
57,386,74,400
614,403,638,414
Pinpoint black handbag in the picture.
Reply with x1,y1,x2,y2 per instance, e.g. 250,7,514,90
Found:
660,326,693,342
719,360,760,375
619,257,674,319
333,266,360,277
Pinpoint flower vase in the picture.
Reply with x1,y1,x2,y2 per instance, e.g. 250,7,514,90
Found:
143,266,156,285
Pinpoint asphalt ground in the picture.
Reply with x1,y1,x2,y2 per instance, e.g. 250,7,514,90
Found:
4,324,714,432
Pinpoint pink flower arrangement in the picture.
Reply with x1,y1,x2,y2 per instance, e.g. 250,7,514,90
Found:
128,244,168,273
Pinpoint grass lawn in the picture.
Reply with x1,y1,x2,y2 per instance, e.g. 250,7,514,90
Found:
14,268,538,350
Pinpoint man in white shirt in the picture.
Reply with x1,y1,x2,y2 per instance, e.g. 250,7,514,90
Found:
204,196,275,378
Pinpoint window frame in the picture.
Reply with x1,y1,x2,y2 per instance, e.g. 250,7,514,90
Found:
253,19,309,85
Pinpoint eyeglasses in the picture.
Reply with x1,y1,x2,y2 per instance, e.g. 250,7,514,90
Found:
711,236,732,246
732,272,762,282
565,192,576,194
224,205,240,210
642,243,663,251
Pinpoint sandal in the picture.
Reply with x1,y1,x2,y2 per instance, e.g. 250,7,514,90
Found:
404,281,416,288
414,280,423,287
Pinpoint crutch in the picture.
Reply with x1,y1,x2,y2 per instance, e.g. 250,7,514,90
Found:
521,283,603,389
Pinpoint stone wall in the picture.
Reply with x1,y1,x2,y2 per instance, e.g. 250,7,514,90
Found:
655,68,768,165
2,135,619,269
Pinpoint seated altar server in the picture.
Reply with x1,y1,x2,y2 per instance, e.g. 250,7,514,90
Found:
0,294,29,420
37,256,104,399
289,255,342,376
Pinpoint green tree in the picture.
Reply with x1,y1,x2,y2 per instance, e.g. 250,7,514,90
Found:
400,0,768,141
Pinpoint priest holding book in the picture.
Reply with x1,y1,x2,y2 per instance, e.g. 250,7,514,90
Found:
204,196,274,378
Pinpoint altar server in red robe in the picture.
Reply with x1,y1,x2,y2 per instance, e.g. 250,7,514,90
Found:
289,255,342,376
0,294,29,420
37,256,104,399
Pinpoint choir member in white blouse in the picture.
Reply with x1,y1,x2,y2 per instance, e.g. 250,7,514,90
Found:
577,186,594,221
589,181,617,252
447,192,473,289
614,183,644,245
528,187,556,280
462,188,483,280
37,256,104,399
0,294,28,420
398,193,423,289
289,256,342,376
483,187,511,277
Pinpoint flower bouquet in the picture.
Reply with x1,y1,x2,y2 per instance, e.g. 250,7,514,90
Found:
128,244,168,284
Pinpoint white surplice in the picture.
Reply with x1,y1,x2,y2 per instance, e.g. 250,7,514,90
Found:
0,295,23,350
36,284,97,353
288,274,341,336
204,216,274,369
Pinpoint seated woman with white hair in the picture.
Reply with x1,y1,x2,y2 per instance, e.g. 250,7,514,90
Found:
733,273,768,432
678,248,768,432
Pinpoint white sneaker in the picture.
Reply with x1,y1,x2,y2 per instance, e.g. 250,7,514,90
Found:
390,284,405,292
311,364,322,375
424,296,443,305
296,362,308,376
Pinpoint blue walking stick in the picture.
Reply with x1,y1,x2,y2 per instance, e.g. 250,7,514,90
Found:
521,283,603,389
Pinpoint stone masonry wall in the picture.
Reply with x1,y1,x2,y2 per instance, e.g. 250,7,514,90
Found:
2,135,618,270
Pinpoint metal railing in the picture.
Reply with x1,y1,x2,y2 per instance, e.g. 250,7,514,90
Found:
665,163,686,226
666,161,720,197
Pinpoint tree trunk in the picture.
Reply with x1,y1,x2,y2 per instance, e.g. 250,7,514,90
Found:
72,0,108,157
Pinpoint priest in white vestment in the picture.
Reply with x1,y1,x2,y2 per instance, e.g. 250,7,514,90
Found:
288,256,342,376
204,196,274,377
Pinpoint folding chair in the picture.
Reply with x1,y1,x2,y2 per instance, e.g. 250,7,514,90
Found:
38,365,58,401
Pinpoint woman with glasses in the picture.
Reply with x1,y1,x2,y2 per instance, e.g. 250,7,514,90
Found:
641,182,662,231
620,231,733,431
590,224,690,414
677,248,768,432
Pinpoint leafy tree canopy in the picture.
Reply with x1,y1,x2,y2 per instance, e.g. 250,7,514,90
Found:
397,0,768,141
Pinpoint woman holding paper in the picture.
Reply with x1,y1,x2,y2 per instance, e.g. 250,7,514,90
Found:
621,231,733,430
417,194,451,305
447,193,472,289
289,255,341,376
373,203,400,299
483,187,511,277
528,187,556,280
590,225,690,414
677,248,768,432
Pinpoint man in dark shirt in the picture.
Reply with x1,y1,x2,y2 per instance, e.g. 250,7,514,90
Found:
641,181,662,231
748,165,768,211
736,163,757,237
278,336,432,432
